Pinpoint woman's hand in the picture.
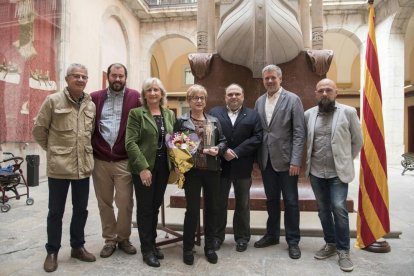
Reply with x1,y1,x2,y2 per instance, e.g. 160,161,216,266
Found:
174,167,182,178
140,169,152,186
203,146,219,156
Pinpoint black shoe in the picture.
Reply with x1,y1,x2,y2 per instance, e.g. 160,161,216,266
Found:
153,247,164,259
204,249,218,264
236,241,248,252
183,250,194,265
254,235,279,248
288,244,301,259
143,252,160,267
212,238,222,251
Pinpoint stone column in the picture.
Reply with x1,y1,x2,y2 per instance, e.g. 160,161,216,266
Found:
208,0,215,52
197,0,208,53
215,3,220,43
311,0,323,49
373,19,405,165
253,0,266,78
300,0,311,49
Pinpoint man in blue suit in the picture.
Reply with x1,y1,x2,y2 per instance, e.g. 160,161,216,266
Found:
210,84,263,252
254,65,306,259
305,78,362,272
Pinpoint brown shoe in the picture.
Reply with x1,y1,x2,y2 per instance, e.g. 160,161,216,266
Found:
100,243,116,258
118,240,137,255
44,253,58,272
71,246,96,262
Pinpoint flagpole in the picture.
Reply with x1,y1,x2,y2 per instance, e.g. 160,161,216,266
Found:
357,0,391,253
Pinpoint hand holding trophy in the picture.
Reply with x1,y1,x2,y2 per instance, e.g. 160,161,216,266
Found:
203,122,218,156
203,122,215,148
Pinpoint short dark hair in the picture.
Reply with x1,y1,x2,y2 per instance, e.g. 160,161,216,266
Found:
106,63,127,79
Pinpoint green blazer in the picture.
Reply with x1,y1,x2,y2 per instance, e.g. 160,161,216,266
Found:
125,106,176,174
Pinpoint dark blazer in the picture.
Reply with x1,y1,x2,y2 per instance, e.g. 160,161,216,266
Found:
125,106,175,174
90,88,141,161
174,112,227,171
209,106,263,179
254,88,306,171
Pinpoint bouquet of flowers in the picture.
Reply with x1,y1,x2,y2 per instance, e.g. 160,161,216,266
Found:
166,131,200,188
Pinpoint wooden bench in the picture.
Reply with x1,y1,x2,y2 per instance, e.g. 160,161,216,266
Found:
401,152,414,175
170,179,354,212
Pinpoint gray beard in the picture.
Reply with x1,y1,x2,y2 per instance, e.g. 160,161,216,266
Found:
318,98,336,113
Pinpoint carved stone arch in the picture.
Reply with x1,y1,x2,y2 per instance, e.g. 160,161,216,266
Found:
394,9,414,86
143,33,196,81
147,33,196,55
100,6,131,71
388,6,414,90
388,4,414,62
323,27,362,88
325,27,362,48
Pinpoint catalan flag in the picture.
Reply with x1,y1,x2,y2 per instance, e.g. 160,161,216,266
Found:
356,3,390,248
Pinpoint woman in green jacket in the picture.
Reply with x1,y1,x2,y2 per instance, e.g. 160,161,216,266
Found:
125,78,175,268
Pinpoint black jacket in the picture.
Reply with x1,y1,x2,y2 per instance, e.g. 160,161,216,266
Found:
209,106,263,178
174,112,227,171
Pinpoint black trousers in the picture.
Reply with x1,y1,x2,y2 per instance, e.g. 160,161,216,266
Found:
183,168,221,251
216,177,252,243
46,177,90,253
132,154,169,254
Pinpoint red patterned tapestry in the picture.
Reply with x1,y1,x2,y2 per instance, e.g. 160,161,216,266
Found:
0,0,61,142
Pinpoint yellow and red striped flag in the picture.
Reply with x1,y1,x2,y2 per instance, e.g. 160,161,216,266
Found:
356,3,390,248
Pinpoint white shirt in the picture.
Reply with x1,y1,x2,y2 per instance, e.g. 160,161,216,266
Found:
226,106,241,126
265,87,282,125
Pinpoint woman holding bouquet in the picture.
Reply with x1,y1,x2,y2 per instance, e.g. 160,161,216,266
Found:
125,78,175,267
174,84,227,265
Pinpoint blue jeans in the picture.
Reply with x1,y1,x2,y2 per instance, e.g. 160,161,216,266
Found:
310,174,350,250
46,177,90,253
261,160,300,245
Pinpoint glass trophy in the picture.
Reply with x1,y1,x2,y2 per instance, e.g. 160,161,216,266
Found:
203,122,215,149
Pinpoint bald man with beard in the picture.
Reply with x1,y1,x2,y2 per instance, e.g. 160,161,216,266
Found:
305,78,362,272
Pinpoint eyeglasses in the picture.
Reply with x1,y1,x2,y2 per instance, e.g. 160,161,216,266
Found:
191,96,206,102
69,74,88,80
